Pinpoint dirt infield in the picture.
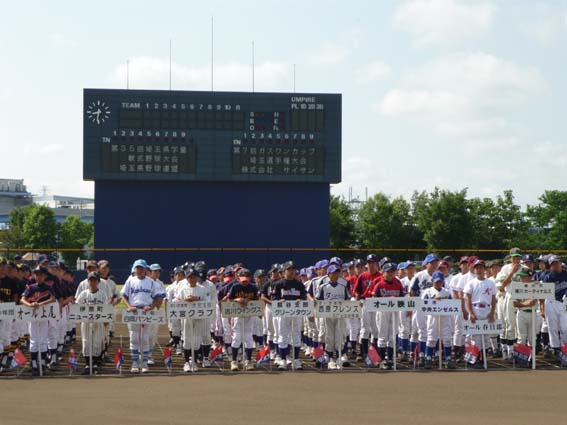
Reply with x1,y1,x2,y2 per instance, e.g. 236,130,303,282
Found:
1,371,564,425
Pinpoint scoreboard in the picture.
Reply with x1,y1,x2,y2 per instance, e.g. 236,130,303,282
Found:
83,89,341,183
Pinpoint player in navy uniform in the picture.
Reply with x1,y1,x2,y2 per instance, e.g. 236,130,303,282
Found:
540,255,567,360
273,261,312,370
21,267,56,376
0,259,19,372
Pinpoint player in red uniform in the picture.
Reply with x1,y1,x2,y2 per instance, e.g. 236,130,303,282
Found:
355,254,382,358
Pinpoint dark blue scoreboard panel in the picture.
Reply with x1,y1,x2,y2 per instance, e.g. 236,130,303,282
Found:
83,89,341,183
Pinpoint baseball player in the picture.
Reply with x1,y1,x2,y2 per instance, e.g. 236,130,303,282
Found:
97,260,121,340
317,264,351,370
494,248,523,360
410,254,439,367
449,256,470,361
21,267,56,376
464,259,497,367
302,267,318,358
344,261,361,360
176,268,207,372
197,267,217,367
422,271,454,369
514,268,543,346
372,262,406,369
147,263,166,366
260,265,280,362
167,266,186,355
121,259,166,373
397,261,415,362
308,259,330,359
355,254,381,359
273,261,311,370
0,258,19,372
228,268,259,371
75,272,111,374
540,255,567,360
216,268,236,350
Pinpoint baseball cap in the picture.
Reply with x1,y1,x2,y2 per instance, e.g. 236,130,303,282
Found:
173,266,185,275
149,263,162,271
254,269,267,278
132,259,147,269
422,254,439,267
238,268,252,282
379,257,392,269
366,254,379,263
443,256,454,263
86,260,98,269
382,263,397,272
306,267,317,279
299,268,307,276
509,247,522,257
397,262,407,270
491,259,503,266
223,267,234,276
518,266,533,278
329,257,343,266
97,260,110,268
269,263,281,274
185,268,199,277
354,259,365,266
282,261,296,271
327,264,340,274
432,271,445,283
34,266,49,275
315,259,329,269
207,269,218,277
547,255,561,265
345,261,354,268
467,256,479,265
472,259,485,268
87,271,100,280
405,261,416,268
459,256,469,264
521,254,534,264
438,260,449,268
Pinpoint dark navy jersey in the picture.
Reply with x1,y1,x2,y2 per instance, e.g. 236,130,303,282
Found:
261,280,276,300
542,271,567,302
272,279,307,301
217,280,236,301
229,283,259,301
22,282,54,303
0,277,18,302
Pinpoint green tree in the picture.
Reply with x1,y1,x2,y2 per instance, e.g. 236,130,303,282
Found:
357,193,423,249
525,190,567,250
329,195,356,248
469,190,529,249
412,188,473,250
21,205,58,249
0,207,27,249
58,216,94,265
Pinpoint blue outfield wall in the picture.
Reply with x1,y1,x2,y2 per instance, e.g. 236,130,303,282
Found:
94,181,330,279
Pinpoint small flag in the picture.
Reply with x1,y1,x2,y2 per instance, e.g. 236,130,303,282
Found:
114,347,124,370
513,343,532,367
210,344,224,364
312,345,325,361
464,343,481,365
163,346,173,367
10,349,28,369
558,344,567,366
255,345,270,367
68,349,78,370
365,345,381,367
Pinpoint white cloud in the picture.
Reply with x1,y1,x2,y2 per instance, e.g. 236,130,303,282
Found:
24,144,64,156
355,61,391,84
309,28,364,66
50,33,78,48
378,52,549,132
110,57,291,92
525,3,566,46
393,0,496,46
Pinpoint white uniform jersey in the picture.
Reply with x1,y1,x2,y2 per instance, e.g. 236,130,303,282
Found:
317,281,350,301
449,273,466,294
316,276,348,295
199,280,218,304
494,264,520,292
166,280,182,303
421,286,451,301
121,276,166,308
311,275,328,299
443,274,453,290
401,276,412,293
75,288,110,305
463,278,497,305
176,284,207,302
75,278,113,300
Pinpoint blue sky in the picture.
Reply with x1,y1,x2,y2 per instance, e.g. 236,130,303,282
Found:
1,0,565,207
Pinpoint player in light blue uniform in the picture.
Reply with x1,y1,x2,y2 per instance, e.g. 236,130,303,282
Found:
121,259,166,373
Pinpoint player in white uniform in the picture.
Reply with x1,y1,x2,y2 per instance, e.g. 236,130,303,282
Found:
410,254,439,367
464,259,497,367
198,269,217,367
397,261,415,362
166,266,185,355
494,248,522,359
175,269,208,372
147,264,166,365
317,264,350,370
121,259,166,373
422,271,455,369
449,257,470,361
75,272,111,374
514,268,543,345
